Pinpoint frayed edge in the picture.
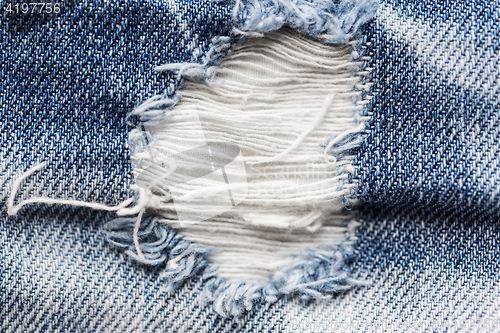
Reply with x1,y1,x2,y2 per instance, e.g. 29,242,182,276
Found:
103,217,368,318
126,36,233,127
126,94,180,126
232,0,380,43
322,55,373,207
127,0,379,127
350,31,376,200
100,1,379,316
155,36,232,84
103,216,213,292
332,32,375,205
202,241,369,317
126,0,379,195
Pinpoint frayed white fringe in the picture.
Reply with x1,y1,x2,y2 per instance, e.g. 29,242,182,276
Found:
232,0,379,43
130,0,379,126
8,27,373,280
131,28,372,280
7,0,377,299
103,216,370,318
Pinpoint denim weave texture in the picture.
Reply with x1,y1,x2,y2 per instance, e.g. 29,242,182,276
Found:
1,0,500,331
0,0,232,204
355,0,500,216
1,207,250,332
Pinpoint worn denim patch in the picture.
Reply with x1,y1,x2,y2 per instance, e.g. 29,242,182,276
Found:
2,0,499,328
1,0,232,205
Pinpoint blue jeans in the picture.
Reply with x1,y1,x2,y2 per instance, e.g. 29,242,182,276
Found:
1,0,499,331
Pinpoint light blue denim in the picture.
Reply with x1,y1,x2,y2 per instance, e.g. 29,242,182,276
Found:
1,0,500,331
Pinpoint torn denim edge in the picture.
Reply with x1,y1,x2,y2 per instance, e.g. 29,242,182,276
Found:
350,23,377,202
102,216,368,318
128,0,380,200
115,0,379,318
127,0,380,127
232,0,380,43
2,0,379,317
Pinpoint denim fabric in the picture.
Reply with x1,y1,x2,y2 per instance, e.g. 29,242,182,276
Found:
2,0,500,331
3,209,500,332
0,0,232,204
1,0,236,330
257,206,500,332
0,207,243,332
355,0,500,215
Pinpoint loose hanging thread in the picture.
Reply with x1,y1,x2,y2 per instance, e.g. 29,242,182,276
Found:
7,162,150,261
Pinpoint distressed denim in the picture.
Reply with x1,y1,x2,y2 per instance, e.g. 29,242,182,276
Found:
0,0,232,204
356,0,500,215
2,0,500,332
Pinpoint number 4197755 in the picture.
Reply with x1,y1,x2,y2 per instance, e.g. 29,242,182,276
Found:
4,2,60,14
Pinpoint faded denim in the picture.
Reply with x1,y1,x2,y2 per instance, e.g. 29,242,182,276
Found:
1,0,500,331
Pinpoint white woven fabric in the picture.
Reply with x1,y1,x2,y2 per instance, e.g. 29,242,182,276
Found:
134,28,370,280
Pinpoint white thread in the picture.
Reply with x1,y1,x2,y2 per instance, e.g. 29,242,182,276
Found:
168,252,187,269
143,29,362,214
131,96,178,116
134,29,369,280
248,94,335,164
7,163,137,216
7,163,151,263
133,209,146,261
122,159,177,262
162,208,357,281
322,123,366,162
154,63,205,81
